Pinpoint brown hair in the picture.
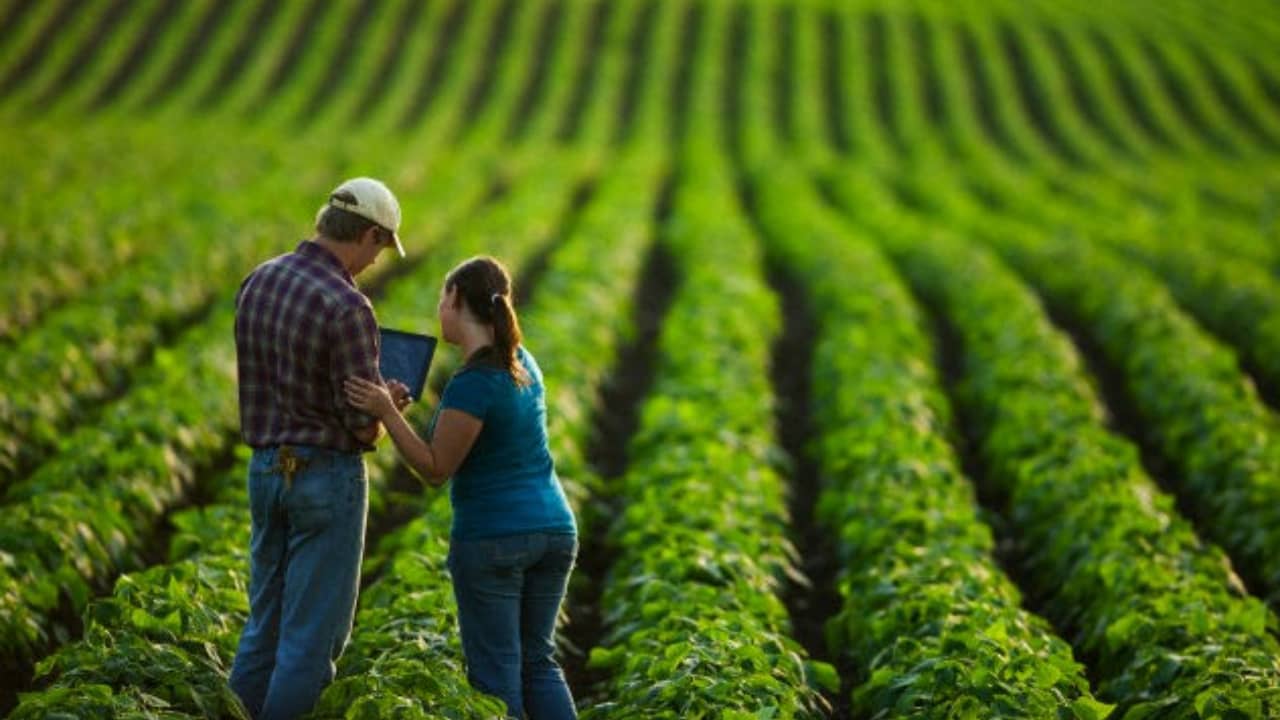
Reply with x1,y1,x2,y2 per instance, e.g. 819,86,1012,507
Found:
445,256,529,386
316,190,390,244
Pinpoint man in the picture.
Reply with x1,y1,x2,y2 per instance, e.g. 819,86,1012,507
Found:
228,177,411,719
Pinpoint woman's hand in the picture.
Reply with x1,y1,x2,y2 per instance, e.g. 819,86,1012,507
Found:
387,379,413,411
345,377,398,419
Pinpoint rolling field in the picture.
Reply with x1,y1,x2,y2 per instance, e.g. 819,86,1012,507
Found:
2,0,1280,717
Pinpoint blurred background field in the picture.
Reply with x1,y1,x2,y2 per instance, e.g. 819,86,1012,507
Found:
2,1,1280,717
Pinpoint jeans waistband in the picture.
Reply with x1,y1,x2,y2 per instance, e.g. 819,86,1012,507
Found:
250,444,362,472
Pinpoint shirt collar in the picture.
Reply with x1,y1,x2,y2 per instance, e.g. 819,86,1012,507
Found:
296,239,356,287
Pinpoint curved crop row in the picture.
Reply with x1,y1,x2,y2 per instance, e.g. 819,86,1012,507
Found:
9,462,255,720
579,1,829,710
0,122,181,340
927,180,1280,609
580,153,830,718
0,302,240,667
751,161,1107,716
903,0,1278,244
935,151,1280,407
825,167,1280,716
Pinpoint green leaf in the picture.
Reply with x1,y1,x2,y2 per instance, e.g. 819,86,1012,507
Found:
1069,696,1115,720
805,660,840,694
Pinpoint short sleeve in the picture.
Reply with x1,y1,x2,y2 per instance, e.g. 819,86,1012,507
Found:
440,370,494,422
330,303,382,431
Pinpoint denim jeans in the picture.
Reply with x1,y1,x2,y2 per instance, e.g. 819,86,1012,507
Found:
448,532,579,720
228,446,368,720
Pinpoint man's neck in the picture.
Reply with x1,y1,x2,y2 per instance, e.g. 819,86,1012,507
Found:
312,236,359,276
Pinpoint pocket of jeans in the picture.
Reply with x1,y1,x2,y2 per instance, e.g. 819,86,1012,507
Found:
546,535,578,573
284,470,335,532
485,534,530,567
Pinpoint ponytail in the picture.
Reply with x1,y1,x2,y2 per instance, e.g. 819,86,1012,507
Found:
489,291,529,387
446,256,530,387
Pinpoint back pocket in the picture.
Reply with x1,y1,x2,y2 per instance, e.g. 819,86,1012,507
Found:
285,470,335,533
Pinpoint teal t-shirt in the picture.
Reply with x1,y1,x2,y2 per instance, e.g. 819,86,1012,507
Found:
436,346,577,540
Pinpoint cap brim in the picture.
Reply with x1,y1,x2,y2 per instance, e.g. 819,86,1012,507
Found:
392,233,405,258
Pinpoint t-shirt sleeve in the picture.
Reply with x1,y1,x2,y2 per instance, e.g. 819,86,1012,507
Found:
330,303,383,432
440,371,493,422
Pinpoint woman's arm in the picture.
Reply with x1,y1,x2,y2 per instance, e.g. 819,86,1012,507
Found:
379,407,482,486
344,378,483,486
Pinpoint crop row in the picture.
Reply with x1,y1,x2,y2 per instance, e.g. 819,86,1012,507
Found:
929,152,1280,407
929,1,1278,249
909,171,1280,610
936,2,1280,261
823,166,1280,715
0,0,566,365
821,0,1280,239
5,0,1278,170
573,2,829,712
10,460,256,719
579,155,829,717
750,160,1109,715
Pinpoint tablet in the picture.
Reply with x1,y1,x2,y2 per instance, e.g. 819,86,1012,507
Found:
379,327,437,402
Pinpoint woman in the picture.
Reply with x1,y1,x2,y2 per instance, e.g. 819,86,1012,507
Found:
344,256,578,720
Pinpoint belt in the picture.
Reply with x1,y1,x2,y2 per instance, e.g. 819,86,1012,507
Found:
260,444,360,489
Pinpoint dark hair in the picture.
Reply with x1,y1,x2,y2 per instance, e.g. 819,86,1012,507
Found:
315,190,390,244
446,256,529,386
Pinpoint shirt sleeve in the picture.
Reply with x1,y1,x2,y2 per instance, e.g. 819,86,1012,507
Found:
440,371,493,422
330,303,382,432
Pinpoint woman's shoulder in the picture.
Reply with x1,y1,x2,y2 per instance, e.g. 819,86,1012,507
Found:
447,362,503,394
517,345,543,381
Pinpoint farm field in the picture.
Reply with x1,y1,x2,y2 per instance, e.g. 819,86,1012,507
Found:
2,0,1280,717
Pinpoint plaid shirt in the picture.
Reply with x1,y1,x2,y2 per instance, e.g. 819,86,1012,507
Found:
234,240,382,453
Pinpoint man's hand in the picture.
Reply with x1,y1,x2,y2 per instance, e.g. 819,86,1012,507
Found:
387,380,413,412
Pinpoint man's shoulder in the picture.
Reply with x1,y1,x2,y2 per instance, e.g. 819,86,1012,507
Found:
242,249,371,313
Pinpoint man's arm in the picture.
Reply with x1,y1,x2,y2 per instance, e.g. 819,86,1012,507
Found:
351,421,384,446
330,303,385,446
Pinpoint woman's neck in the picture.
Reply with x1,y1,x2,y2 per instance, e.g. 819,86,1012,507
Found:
457,322,495,361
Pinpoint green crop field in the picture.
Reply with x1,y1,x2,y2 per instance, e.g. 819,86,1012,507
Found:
2,0,1280,717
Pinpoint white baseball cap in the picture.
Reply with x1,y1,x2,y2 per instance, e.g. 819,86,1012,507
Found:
324,177,404,257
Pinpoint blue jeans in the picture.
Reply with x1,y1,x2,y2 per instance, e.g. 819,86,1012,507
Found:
448,532,579,720
228,446,368,720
